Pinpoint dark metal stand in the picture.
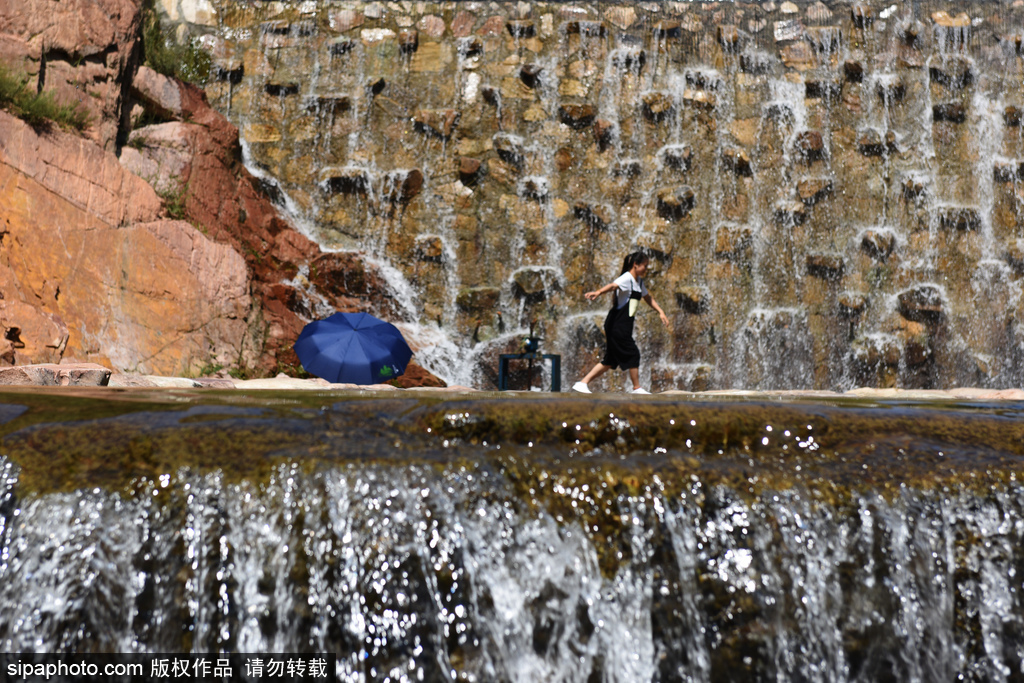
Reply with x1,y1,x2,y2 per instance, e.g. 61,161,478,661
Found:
498,353,561,392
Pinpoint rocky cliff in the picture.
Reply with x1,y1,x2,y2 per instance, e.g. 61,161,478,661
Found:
0,0,442,384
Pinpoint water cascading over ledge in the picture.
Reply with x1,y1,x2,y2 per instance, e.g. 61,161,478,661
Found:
166,1,1024,390
1,389,1024,681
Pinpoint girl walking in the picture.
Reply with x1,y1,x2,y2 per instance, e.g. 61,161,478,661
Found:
572,251,670,394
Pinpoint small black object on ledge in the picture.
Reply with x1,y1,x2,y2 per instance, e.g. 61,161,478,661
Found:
498,322,561,391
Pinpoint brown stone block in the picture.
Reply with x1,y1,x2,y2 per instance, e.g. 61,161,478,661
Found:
806,254,845,281
410,42,446,72
642,92,674,123
520,63,543,88
477,16,505,36
839,292,869,317
554,148,574,172
794,130,825,162
933,103,966,124
658,145,692,173
415,235,445,263
937,207,981,232
931,11,971,28
613,159,642,179
714,224,753,261
635,233,673,260
774,200,807,226
653,21,680,39
593,119,615,152
413,108,460,139
1005,106,1022,127
398,30,419,54
327,38,356,56
498,75,534,100
721,192,749,222
452,11,476,38
683,89,716,110
558,104,596,130
844,60,864,83
902,177,928,200
898,285,944,323
930,58,972,89
459,157,483,185
417,15,446,39
781,42,816,71
717,24,740,49
676,286,710,314
875,79,906,104
806,79,841,100
566,20,607,37
573,202,613,231
656,186,695,221
391,361,447,388
994,161,1024,183
722,147,753,177
738,51,771,75
897,46,925,69
851,3,874,29
861,229,896,261
320,166,370,195
797,178,833,205
384,169,424,204
506,20,535,39
456,287,501,314
518,177,549,201
512,267,560,303
1004,242,1024,273
330,9,364,32
604,6,637,30
857,128,889,157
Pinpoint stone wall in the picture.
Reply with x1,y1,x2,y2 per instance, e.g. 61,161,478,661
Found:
163,1,1024,390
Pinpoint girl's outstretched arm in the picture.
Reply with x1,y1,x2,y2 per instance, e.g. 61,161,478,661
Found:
585,282,618,301
644,293,671,328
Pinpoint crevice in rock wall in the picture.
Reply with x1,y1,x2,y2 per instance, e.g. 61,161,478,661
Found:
117,34,146,154
35,51,45,94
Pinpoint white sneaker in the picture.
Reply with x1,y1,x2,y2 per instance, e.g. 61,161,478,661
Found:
631,387,650,395
572,381,591,394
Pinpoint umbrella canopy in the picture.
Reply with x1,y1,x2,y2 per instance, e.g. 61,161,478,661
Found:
293,312,413,385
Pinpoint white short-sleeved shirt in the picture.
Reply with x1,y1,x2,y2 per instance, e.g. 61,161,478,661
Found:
611,272,648,311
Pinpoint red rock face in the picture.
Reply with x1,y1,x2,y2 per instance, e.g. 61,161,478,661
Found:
123,68,409,375
0,3,444,384
0,0,141,150
0,9,436,385
0,109,256,375
391,362,447,388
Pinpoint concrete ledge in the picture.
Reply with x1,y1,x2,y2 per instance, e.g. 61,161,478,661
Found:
6,365,1024,400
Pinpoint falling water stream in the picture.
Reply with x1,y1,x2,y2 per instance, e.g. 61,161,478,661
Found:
188,0,1024,391
1,389,1023,681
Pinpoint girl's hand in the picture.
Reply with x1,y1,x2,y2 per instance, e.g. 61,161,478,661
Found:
659,311,670,328
584,290,600,301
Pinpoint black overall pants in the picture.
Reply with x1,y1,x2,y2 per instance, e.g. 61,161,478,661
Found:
601,286,642,370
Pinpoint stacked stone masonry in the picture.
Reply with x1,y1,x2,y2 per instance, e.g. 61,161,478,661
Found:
162,0,1024,390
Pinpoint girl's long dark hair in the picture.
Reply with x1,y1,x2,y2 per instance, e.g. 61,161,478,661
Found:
620,250,649,275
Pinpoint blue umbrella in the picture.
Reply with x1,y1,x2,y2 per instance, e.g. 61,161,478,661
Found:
293,312,413,384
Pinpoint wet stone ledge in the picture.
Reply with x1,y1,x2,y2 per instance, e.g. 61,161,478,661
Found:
0,388,1023,501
